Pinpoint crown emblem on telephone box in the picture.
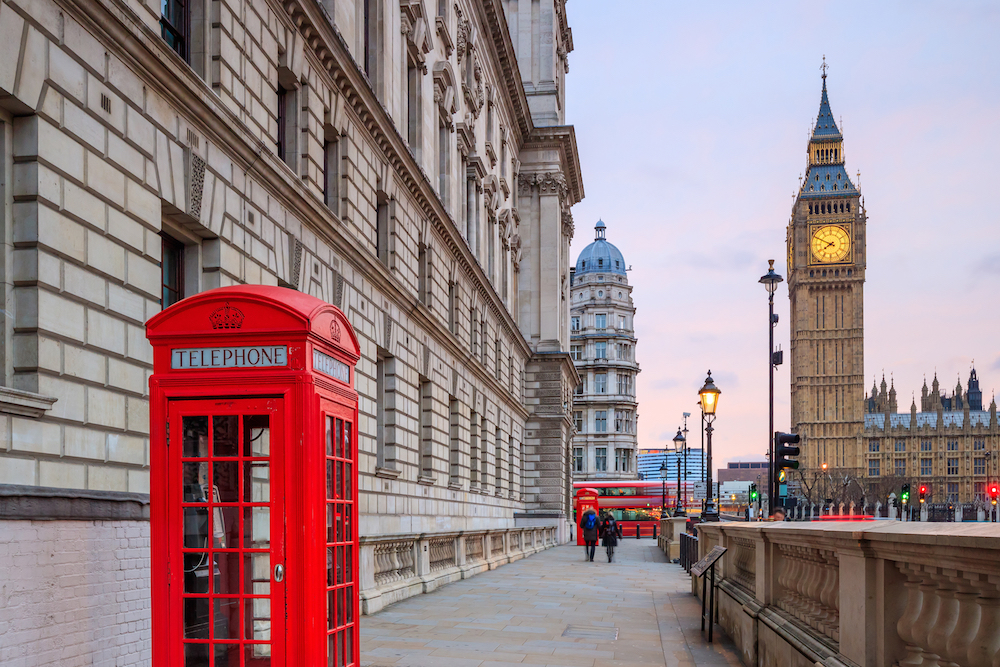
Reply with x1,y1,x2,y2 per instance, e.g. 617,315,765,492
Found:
210,303,245,329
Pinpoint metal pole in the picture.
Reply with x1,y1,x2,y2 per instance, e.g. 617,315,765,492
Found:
768,289,775,513
704,418,717,520
700,405,705,512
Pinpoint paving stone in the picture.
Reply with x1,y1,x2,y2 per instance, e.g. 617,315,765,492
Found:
361,540,741,667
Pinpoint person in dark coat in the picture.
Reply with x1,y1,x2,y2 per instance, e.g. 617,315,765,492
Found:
579,508,600,561
600,513,619,562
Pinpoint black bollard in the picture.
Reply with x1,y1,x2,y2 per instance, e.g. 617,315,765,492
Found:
653,525,658,539
636,524,640,539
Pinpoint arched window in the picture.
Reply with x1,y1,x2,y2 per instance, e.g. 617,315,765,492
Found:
821,185,825,191
846,202,851,212
809,204,813,214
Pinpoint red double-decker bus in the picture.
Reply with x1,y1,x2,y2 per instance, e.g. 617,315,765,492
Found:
573,481,690,537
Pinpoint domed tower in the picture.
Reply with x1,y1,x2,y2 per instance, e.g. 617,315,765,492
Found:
569,221,640,481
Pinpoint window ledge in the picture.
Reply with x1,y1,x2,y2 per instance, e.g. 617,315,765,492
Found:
375,466,401,480
0,387,57,418
417,474,436,486
448,481,463,491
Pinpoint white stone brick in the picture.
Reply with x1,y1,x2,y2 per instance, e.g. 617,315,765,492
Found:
12,202,86,263
10,417,61,456
126,396,149,435
39,460,86,489
87,464,128,492
37,375,86,422
0,456,36,486
108,283,145,322
65,425,106,460
108,358,146,394
64,345,107,384
15,25,46,111
126,324,153,365
63,179,107,231
107,433,145,465
108,132,145,181
125,177,159,226
18,288,86,341
86,150,127,207
87,73,127,136
144,88,176,136
125,103,155,157
107,207,146,253
0,6,25,95
87,387,127,430
48,43,87,106
86,308,127,356
126,251,160,296
128,468,150,494
64,100,105,153
14,116,86,184
13,161,60,204
87,230,127,281
63,262,107,307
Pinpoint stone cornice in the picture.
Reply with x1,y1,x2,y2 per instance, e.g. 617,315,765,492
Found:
523,125,584,205
66,0,534,400
476,0,532,139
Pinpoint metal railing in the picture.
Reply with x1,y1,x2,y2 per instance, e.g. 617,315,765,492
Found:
680,532,698,572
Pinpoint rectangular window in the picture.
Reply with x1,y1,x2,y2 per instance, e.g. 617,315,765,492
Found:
570,345,582,361
469,410,479,488
595,313,607,329
277,86,297,168
894,441,905,452
617,374,631,395
406,57,420,155
947,440,958,451
921,458,932,476
508,435,516,495
595,373,607,394
418,244,433,307
974,457,986,476
449,397,461,487
595,341,607,359
920,440,932,452
618,315,626,329
868,440,880,453
494,427,503,492
571,316,580,331
376,193,389,266
615,411,623,433
363,0,380,91
868,459,880,477
161,233,185,308
947,457,959,475
974,439,986,451
574,381,584,396
438,123,450,207
161,0,189,60
448,280,457,334
595,447,607,472
420,378,433,478
595,411,607,433
947,482,959,503
469,307,477,353
615,449,632,473
376,353,395,469
895,459,906,477
975,482,986,501
480,419,489,490
573,447,584,473
574,411,583,432
494,337,501,380
324,135,340,214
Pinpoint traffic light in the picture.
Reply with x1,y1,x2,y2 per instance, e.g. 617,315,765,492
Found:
991,484,999,506
774,432,801,473
750,483,758,502
901,483,910,504
919,485,927,504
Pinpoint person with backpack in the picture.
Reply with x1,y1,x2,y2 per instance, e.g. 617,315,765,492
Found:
579,508,600,562
600,512,619,562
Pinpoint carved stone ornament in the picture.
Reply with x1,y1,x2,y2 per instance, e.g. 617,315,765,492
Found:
187,152,207,221
210,302,245,329
331,318,342,343
455,6,471,64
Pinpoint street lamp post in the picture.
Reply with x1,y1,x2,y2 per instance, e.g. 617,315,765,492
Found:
699,371,722,522
759,260,783,512
673,428,686,516
682,413,690,514
698,400,705,512
659,461,668,519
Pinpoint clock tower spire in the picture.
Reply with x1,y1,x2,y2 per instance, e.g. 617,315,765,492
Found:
787,64,866,476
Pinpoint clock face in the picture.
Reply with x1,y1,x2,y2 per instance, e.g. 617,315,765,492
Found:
811,225,851,264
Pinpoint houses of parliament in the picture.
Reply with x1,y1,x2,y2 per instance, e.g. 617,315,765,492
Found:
786,68,999,506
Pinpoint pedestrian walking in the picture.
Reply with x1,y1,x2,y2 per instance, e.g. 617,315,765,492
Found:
600,512,619,562
580,508,600,562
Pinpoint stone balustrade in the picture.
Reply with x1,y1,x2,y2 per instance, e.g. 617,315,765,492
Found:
694,521,1000,667
360,526,557,614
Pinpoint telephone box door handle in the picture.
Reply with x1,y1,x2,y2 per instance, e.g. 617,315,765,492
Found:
274,564,284,582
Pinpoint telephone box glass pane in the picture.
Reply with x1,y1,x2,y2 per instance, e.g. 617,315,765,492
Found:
214,552,239,594
245,462,270,502
214,461,239,502
213,416,239,457
184,643,210,666
244,415,270,456
246,553,270,595
184,597,210,638
214,598,240,639
183,416,208,457
215,644,240,667
244,507,270,549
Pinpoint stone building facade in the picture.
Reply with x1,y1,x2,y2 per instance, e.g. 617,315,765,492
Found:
786,70,866,474
861,369,1000,505
568,220,639,481
0,0,582,660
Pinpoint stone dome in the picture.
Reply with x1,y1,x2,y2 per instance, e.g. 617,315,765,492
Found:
574,220,627,276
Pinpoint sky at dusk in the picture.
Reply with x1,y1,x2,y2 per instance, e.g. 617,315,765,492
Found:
563,2,1000,466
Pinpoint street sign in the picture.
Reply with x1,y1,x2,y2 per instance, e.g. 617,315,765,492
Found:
691,545,727,577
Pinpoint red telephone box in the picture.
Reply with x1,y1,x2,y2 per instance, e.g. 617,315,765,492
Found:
575,488,599,545
146,285,361,667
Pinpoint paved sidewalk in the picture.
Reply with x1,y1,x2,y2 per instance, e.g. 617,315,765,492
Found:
360,538,742,667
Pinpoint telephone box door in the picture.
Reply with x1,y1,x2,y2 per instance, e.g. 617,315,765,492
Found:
321,398,359,666
169,397,286,666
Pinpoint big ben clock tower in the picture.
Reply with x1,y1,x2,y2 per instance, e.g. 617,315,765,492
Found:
787,63,866,475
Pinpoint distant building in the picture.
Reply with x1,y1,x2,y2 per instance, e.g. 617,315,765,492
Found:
637,448,705,482
717,460,769,484
569,221,640,480
862,368,999,505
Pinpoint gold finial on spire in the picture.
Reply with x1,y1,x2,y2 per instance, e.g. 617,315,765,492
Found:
820,55,829,80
